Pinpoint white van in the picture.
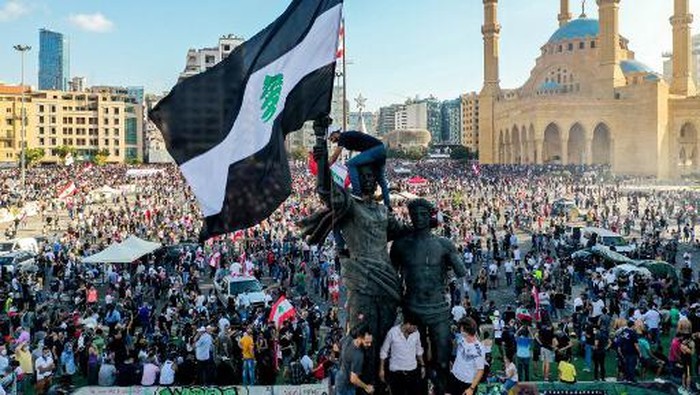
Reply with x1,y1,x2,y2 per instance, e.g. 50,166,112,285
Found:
214,276,272,309
0,238,39,255
580,227,635,254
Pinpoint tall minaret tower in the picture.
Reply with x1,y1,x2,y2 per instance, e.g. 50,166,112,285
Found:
596,0,626,98
559,0,572,27
478,0,501,164
670,0,697,96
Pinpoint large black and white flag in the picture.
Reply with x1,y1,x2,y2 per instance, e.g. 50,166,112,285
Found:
149,0,342,241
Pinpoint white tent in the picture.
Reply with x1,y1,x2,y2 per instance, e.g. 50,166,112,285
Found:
82,236,162,264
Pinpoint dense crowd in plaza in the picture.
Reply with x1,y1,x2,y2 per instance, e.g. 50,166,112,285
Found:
0,159,699,395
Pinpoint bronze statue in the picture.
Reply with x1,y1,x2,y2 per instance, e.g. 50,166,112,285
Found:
390,198,467,395
298,117,407,387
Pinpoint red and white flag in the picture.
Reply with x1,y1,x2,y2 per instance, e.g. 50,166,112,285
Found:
336,19,345,59
57,181,77,199
532,285,541,321
268,296,296,328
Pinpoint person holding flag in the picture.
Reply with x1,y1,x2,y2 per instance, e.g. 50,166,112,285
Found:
149,0,344,241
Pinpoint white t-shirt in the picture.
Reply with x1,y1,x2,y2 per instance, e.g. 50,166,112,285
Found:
643,309,661,330
35,355,54,381
505,361,518,382
489,263,498,276
504,260,515,273
591,299,605,317
452,305,467,322
159,361,176,385
451,336,486,384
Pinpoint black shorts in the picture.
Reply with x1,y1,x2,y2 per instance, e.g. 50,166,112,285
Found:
448,375,476,395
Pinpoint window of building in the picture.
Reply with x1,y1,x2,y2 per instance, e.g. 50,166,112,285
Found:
579,42,585,49
205,55,216,64
39,105,44,112
104,139,109,145
39,138,45,145
114,108,120,115
104,108,109,114
223,45,231,51
51,138,57,145
591,41,596,48
568,43,573,51
114,118,120,125
558,45,562,53
39,127,44,135
104,118,109,125
114,139,120,146
114,148,120,156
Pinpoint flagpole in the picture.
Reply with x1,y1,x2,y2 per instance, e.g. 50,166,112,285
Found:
342,18,347,133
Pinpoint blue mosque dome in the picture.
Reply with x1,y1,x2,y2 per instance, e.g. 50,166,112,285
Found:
548,18,599,43
620,59,655,74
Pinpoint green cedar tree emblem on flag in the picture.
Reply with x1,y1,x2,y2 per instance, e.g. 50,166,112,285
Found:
260,73,284,123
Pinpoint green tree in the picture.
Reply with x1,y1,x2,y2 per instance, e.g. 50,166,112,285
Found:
55,145,77,160
450,146,471,161
25,148,45,167
92,149,110,166
289,147,308,162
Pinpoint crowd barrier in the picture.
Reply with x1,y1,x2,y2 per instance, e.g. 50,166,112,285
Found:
72,382,329,395
71,380,678,395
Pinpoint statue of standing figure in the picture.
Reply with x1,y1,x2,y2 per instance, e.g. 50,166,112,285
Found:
298,117,408,390
390,198,467,395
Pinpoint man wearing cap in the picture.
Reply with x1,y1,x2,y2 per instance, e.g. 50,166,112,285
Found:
194,326,214,384
328,129,391,208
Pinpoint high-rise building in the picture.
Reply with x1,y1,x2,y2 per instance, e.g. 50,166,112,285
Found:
0,83,144,164
145,94,174,163
39,29,70,91
377,104,401,136
179,34,245,81
461,92,479,152
68,77,86,92
440,99,462,145
393,97,442,143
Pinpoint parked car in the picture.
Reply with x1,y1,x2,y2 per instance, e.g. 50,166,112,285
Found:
579,227,635,255
0,237,40,254
0,250,37,277
214,276,272,309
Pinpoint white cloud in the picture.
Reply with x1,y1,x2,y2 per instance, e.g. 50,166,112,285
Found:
0,0,30,22
69,13,114,33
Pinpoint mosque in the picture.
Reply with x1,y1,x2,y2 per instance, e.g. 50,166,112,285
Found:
478,0,700,178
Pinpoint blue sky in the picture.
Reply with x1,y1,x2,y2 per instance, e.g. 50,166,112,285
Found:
0,0,698,111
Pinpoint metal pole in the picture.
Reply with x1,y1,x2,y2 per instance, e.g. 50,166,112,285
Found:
13,44,31,201
342,19,347,133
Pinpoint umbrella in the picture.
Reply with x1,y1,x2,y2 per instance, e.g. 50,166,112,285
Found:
408,176,428,185
636,260,679,283
612,264,652,278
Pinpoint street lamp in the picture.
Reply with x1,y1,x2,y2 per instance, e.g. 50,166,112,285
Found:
13,44,31,200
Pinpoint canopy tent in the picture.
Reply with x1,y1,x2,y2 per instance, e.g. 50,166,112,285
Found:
92,185,121,195
408,176,428,185
82,236,162,264
612,263,652,278
571,245,634,266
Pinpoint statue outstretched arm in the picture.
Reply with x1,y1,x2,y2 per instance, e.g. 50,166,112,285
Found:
387,214,412,242
297,117,352,246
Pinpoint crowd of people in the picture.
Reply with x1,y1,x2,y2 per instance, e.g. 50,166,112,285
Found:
0,160,698,394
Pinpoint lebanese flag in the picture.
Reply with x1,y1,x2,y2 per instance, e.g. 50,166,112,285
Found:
308,151,318,176
269,296,296,328
58,181,77,199
336,19,345,59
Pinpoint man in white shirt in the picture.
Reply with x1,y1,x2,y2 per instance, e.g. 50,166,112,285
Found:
194,326,214,384
450,318,485,395
504,259,515,286
379,317,425,395
463,250,474,276
591,295,605,321
34,347,55,395
642,305,661,344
